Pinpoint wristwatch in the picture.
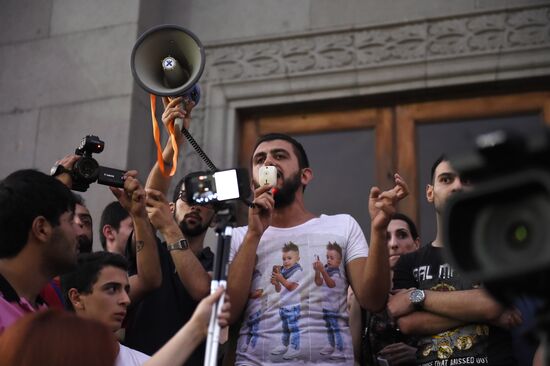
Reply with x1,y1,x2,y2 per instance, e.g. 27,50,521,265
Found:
167,239,189,251
50,163,72,177
409,289,426,308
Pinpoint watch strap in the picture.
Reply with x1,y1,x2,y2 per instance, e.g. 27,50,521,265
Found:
167,238,189,251
51,164,72,177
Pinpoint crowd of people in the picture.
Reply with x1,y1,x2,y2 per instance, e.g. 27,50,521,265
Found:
0,96,539,366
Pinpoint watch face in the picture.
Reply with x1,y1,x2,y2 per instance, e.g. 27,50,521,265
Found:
411,290,425,304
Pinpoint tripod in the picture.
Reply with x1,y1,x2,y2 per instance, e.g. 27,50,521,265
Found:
204,204,235,366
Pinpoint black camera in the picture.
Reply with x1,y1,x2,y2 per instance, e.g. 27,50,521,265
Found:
71,135,126,192
184,168,251,205
443,128,550,304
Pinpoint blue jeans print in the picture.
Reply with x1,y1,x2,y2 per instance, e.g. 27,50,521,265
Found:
245,310,261,348
279,305,301,350
323,308,343,351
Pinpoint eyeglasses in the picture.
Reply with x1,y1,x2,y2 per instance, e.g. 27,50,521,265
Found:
178,190,188,203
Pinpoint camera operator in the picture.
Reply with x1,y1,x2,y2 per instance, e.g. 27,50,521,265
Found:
388,155,522,366
121,96,219,365
49,152,162,304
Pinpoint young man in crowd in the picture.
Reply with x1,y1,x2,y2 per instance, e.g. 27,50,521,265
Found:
0,169,78,332
227,133,408,365
388,155,521,366
62,250,230,366
100,201,133,255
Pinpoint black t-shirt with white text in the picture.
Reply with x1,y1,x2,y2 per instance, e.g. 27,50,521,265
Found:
392,244,516,366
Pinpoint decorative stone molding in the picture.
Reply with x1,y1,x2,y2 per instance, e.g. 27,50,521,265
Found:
204,5,550,82
181,4,550,171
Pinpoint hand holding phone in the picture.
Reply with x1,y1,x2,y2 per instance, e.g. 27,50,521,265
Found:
259,166,277,187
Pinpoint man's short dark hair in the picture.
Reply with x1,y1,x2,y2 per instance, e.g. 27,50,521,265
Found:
253,133,310,170
0,169,76,259
61,252,128,312
391,212,420,241
430,154,449,183
73,193,85,206
99,202,130,250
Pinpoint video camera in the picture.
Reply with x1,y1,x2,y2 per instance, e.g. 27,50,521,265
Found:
71,135,126,192
184,168,251,205
443,127,550,305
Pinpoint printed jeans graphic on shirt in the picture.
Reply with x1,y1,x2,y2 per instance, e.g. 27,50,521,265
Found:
279,304,301,350
323,308,343,351
245,310,262,348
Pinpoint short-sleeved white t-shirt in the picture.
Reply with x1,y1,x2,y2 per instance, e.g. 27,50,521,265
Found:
230,214,368,365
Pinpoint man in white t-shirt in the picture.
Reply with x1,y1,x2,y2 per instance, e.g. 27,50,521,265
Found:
228,133,408,365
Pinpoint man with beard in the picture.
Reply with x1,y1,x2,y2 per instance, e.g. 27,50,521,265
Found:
0,169,78,333
388,155,520,366
227,133,408,365
74,194,94,254
122,97,217,365
40,193,93,309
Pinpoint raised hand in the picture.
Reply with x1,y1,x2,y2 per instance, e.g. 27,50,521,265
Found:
145,188,178,232
369,173,409,231
161,96,195,135
247,184,275,238
110,170,146,218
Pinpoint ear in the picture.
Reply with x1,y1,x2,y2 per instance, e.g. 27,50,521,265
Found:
102,225,115,241
68,288,84,311
209,213,218,229
301,168,313,186
169,202,176,215
426,184,434,203
31,216,52,243
413,238,421,250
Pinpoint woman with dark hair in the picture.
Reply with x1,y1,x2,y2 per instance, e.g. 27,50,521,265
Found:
0,309,118,366
349,213,421,366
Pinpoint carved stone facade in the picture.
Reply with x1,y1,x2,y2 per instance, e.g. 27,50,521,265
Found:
205,6,550,82
188,4,550,170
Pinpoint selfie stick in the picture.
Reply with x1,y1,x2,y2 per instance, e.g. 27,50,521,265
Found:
204,205,233,366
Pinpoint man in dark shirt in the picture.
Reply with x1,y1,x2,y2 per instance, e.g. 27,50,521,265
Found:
388,155,521,366
123,96,216,365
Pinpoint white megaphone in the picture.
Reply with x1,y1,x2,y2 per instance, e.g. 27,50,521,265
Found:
131,24,205,130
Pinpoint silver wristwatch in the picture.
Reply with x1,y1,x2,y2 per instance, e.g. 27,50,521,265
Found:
409,289,426,308
167,239,189,251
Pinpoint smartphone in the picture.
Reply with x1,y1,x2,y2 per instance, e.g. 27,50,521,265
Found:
259,166,277,187
377,357,389,366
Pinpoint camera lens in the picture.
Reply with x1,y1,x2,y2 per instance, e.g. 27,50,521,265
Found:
74,157,99,182
474,192,550,270
506,221,530,250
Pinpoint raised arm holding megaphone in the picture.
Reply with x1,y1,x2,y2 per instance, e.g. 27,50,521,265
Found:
131,24,211,177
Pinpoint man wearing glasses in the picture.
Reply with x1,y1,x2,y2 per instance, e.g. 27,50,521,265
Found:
122,97,218,366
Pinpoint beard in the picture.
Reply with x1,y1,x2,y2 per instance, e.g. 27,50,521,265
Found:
274,171,302,208
178,215,212,237
77,235,93,254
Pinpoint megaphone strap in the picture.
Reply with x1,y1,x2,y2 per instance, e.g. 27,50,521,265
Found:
150,94,178,177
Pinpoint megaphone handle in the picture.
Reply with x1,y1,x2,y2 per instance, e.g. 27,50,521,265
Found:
174,117,184,131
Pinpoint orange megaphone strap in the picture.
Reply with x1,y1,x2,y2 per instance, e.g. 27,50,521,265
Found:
150,94,178,177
